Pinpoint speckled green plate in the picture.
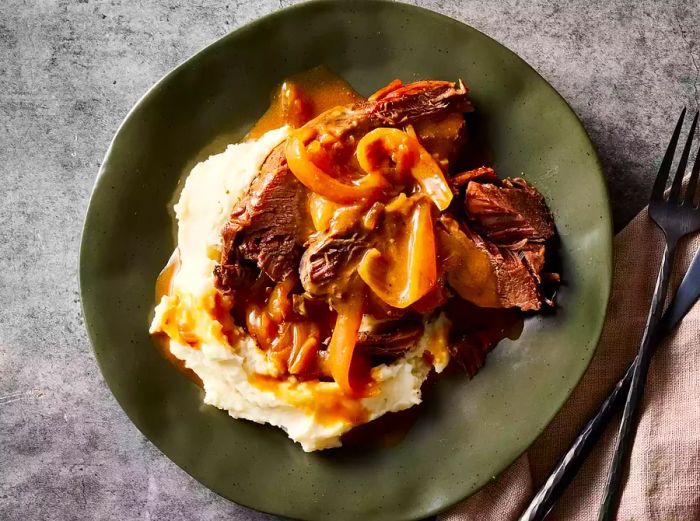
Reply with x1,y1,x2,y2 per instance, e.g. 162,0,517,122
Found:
80,1,612,519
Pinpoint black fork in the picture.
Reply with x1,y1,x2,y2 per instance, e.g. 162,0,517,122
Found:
598,108,700,520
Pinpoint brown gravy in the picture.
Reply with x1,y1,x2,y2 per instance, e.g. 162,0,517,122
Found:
247,65,362,139
249,373,369,426
152,249,203,386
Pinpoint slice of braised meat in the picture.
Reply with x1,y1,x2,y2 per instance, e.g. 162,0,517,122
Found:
436,215,543,311
214,146,313,290
299,208,381,300
357,318,424,357
299,80,472,178
449,166,498,188
486,241,542,311
412,112,467,169
465,178,555,245
320,79,472,139
302,232,371,294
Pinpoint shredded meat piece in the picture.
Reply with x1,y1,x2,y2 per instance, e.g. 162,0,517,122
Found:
357,319,424,357
450,166,497,188
436,215,545,311
464,224,544,311
465,178,555,245
299,195,430,304
214,146,313,290
299,232,373,299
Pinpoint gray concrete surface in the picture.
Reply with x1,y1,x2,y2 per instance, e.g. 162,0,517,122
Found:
1,1,698,520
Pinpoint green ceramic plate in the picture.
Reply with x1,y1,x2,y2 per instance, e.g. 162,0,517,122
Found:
80,1,612,519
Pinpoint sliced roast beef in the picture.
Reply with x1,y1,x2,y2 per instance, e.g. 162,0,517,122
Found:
296,80,471,154
299,201,386,300
436,215,543,311
449,166,498,188
465,178,555,245
214,145,313,291
356,318,424,357
364,80,472,132
299,232,373,299
485,241,542,311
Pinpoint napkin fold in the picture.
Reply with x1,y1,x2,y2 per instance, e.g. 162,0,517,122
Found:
441,207,700,521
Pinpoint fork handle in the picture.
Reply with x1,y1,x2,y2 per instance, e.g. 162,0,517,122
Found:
598,239,677,521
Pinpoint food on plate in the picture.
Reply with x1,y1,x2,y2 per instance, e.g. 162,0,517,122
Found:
150,67,557,451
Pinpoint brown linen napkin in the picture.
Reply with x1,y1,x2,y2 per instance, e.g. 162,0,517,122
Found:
441,207,700,521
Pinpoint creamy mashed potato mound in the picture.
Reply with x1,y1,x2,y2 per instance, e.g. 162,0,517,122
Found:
150,127,448,451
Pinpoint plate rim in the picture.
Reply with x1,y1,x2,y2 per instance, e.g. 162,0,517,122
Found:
79,1,613,519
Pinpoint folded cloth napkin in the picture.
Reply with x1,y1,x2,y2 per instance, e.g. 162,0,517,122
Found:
441,206,700,521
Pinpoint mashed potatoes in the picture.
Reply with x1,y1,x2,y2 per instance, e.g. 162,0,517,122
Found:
150,127,448,451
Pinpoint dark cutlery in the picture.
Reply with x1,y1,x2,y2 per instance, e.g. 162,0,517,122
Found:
599,108,700,521
518,241,700,521
517,108,700,521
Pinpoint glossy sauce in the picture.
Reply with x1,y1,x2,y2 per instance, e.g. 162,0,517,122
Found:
236,276,336,380
249,373,369,426
152,249,203,386
247,65,363,139
443,299,524,376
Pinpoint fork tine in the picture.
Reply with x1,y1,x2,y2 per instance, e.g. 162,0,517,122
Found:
685,133,700,206
652,108,686,201
669,111,698,202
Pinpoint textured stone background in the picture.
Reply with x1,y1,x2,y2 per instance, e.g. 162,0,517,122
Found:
1,1,698,520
